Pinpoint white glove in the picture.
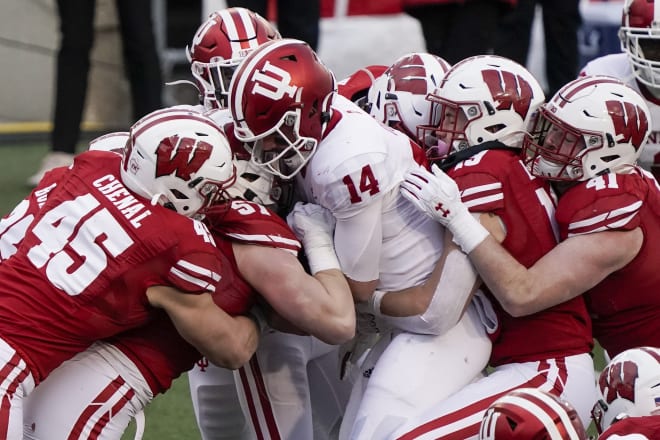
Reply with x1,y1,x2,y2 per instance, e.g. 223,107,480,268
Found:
286,202,340,274
400,164,489,253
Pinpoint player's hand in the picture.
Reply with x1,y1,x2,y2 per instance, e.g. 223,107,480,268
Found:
400,164,489,253
399,164,466,227
286,202,340,274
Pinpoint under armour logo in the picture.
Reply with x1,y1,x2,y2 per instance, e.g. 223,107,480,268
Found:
434,202,450,217
196,357,210,372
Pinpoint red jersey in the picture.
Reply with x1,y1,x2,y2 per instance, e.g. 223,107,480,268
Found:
0,151,223,384
111,200,300,394
448,149,593,365
556,169,660,358
598,416,660,439
0,167,67,263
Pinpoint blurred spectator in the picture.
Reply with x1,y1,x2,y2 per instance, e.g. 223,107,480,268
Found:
495,0,582,97
402,0,513,65
226,0,320,50
28,0,163,187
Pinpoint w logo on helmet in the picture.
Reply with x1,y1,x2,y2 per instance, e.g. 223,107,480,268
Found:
155,135,213,180
482,69,534,120
599,360,638,404
606,100,649,149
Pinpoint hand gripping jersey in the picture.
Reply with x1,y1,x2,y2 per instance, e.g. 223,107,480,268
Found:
0,151,223,384
556,169,660,358
295,94,438,288
447,149,593,365
109,199,300,395
580,53,660,181
598,416,660,439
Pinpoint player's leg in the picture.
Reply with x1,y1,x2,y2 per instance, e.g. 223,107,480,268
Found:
23,342,152,440
235,331,322,439
389,352,596,440
188,358,253,440
0,337,35,439
348,302,492,440
307,339,353,439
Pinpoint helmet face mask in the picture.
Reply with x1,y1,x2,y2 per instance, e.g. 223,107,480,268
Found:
620,0,660,90
187,7,281,109
522,76,650,182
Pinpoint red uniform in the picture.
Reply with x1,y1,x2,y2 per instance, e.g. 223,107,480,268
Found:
0,151,223,384
598,416,660,439
448,149,593,365
556,169,660,358
111,199,300,395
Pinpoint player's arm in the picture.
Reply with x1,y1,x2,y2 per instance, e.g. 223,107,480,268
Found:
469,221,643,316
146,286,259,369
375,212,504,334
234,243,355,345
400,164,644,316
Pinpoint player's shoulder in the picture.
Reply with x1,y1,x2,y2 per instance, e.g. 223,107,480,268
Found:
580,53,631,79
557,171,651,236
206,200,300,253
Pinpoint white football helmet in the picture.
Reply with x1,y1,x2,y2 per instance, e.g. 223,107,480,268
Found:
592,346,660,434
420,55,545,159
479,388,586,440
619,0,660,90
187,7,281,109
365,52,451,147
522,75,651,181
88,131,129,154
121,108,236,219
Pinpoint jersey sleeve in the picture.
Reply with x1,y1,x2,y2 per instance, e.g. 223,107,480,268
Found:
447,150,509,213
206,200,301,254
556,173,644,239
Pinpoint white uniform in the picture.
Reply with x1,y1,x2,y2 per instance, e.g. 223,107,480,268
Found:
296,95,492,440
580,53,660,180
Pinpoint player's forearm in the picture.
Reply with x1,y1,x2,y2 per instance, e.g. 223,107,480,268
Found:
311,269,356,344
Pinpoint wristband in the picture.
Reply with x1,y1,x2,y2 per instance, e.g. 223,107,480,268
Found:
449,211,489,254
305,243,341,274
368,289,386,317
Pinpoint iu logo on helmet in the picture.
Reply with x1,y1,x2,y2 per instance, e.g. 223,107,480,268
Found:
251,61,298,100
599,359,638,404
482,69,534,120
155,135,213,180
606,100,649,149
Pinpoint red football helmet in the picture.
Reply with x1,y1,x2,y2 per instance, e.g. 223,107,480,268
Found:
121,108,236,219
229,38,336,179
188,7,281,109
620,0,660,90
479,388,586,440
365,52,451,147
523,75,651,181
592,347,660,434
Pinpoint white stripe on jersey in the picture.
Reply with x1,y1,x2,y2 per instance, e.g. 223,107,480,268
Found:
176,259,221,282
225,232,301,254
169,267,217,292
463,193,504,209
567,200,642,236
462,182,502,197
